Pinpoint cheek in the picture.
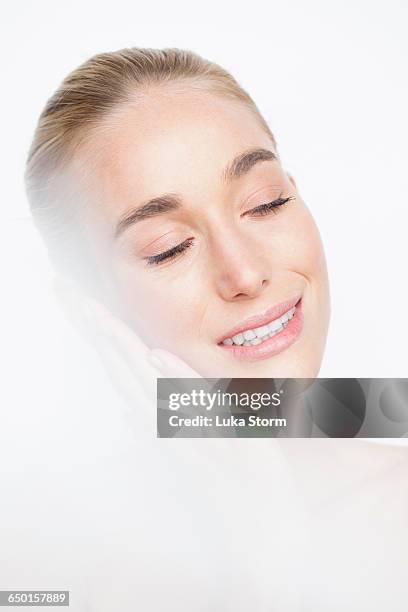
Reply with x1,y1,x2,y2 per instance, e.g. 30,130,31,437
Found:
263,203,330,330
274,204,327,280
112,262,207,347
283,203,330,336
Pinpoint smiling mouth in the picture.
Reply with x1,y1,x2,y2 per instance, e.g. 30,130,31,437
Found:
221,305,296,346
217,297,303,361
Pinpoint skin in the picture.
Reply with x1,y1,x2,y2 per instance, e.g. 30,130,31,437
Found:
75,85,330,378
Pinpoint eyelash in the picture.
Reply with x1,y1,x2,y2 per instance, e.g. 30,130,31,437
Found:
144,196,294,266
242,195,295,217
145,238,194,266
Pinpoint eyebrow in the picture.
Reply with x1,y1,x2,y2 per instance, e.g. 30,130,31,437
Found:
222,147,277,182
115,147,277,237
116,194,181,237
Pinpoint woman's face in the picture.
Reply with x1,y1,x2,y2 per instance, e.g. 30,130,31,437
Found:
80,87,330,377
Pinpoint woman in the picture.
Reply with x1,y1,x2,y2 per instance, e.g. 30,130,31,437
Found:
21,48,408,611
25,47,330,381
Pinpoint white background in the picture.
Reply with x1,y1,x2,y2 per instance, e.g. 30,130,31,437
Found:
1,4,408,610
2,0,408,377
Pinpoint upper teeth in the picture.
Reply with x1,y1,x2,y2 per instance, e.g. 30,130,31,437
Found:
222,306,296,346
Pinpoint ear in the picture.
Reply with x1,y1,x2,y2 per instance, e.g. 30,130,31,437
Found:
287,172,297,189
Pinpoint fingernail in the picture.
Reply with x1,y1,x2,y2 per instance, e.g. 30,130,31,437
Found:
147,351,164,371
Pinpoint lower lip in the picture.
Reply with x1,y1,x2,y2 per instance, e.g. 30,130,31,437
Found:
218,299,303,362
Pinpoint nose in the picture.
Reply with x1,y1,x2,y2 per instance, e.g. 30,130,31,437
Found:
210,230,270,302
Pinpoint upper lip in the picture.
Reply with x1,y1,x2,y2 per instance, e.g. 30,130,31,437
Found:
217,295,302,344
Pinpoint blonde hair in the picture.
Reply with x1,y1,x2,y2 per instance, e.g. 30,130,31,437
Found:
25,47,277,281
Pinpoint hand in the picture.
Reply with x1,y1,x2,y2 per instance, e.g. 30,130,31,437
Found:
53,277,203,434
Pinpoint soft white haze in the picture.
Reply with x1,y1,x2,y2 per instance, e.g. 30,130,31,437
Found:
1,2,408,610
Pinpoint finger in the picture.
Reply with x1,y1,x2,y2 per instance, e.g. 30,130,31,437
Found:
55,280,160,400
91,333,156,433
82,296,149,358
54,276,156,431
54,275,150,360
53,276,94,341
60,284,160,397
147,349,202,378
147,349,220,400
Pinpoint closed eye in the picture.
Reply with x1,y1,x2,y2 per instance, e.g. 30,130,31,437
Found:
144,237,194,266
242,195,295,217
143,195,294,266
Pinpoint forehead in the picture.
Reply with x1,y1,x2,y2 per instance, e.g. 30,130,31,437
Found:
83,89,275,216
